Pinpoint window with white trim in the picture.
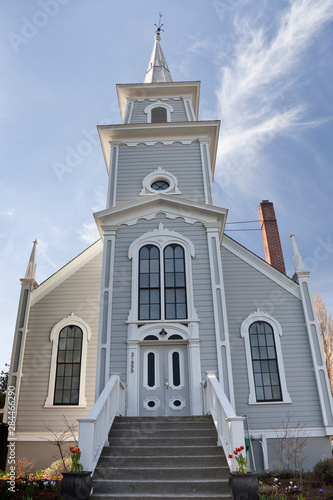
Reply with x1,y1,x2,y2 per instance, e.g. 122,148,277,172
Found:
139,167,181,196
138,243,187,321
144,101,173,123
241,309,291,405
249,321,281,402
44,313,91,407
54,325,82,405
128,224,198,323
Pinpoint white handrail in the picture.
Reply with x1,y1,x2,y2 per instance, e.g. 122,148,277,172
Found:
204,371,245,471
77,374,125,473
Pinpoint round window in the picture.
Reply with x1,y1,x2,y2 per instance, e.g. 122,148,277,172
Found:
151,180,170,191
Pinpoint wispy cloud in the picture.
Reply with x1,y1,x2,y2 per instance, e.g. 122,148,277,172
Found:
78,222,99,246
215,0,333,191
0,208,15,217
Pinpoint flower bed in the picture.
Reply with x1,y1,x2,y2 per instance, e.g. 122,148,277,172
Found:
0,476,62,499
259,472,333,499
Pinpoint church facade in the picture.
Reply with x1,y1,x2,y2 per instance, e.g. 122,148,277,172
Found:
4,31,333,472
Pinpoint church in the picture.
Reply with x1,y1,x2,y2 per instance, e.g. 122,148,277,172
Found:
4,25,333,484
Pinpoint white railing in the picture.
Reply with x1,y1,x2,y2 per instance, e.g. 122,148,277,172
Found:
204,371,246,471
78,374,125,473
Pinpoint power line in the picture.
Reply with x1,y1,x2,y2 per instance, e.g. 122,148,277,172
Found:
224,228,262,232
225,220,260,224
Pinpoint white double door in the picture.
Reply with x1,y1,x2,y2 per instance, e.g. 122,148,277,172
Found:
140,343,190,416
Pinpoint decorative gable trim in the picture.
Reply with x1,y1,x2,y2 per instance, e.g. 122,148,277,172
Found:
94,195,227,236
222,236,300,298
30,239,103,306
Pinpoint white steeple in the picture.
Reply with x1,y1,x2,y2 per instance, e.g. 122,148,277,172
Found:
144,16,172,84
290,232,306,274
22,239,38,282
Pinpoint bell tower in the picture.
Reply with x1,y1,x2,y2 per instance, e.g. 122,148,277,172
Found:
93,22,233,417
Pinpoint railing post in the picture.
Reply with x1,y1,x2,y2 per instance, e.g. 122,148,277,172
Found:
226,416,246,471
78,418,96,472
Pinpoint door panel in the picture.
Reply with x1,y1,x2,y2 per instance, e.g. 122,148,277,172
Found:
140,344,189,416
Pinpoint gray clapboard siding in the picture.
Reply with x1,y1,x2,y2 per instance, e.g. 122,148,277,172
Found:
16,251,103,432
110,214,218,381
116,141,205,205
221,244,323,429
130,98,188,124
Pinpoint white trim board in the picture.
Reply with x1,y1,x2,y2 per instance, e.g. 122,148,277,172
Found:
94,195,227,239
222,236,300,299
246,427,333,439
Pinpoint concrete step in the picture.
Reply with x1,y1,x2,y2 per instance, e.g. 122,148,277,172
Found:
94,466,229,480
113,416,213,423
90,495,231,499
92,415,232,500
97,454,228,468
101,445,225,457
92,478,229,495
109,427,217,438
108,436,218,447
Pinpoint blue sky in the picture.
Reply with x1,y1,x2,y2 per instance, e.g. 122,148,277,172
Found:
1,0,332,373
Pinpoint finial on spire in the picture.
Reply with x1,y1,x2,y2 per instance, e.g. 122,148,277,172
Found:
154,13,164,41
144,14,172,83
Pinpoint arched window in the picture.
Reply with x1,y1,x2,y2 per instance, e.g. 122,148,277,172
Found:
44,313,91,407
249,321,281,402
151,106,167,123
241,309,291,405
144,102,173,123
164,244,187,320
138,243,187,321
128,224,198,324
139,245,160,320
54,325,82,405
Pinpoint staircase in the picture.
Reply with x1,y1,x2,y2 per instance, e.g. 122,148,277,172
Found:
90,415,231,499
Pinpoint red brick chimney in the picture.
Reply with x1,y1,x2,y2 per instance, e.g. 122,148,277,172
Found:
258,200,286,275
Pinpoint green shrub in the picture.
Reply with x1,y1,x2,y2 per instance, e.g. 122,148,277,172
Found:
313,456,333,484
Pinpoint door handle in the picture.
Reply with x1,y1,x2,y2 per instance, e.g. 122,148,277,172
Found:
165,381,169,389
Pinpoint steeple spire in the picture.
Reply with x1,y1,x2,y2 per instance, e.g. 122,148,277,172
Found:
290,232,307,274
22,239,38,286
144,14,173,84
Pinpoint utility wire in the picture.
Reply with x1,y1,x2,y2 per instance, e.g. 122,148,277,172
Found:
225,228,262,232
225,220,260,225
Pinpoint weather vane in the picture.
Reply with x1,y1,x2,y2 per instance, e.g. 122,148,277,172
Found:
154,13,164,36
